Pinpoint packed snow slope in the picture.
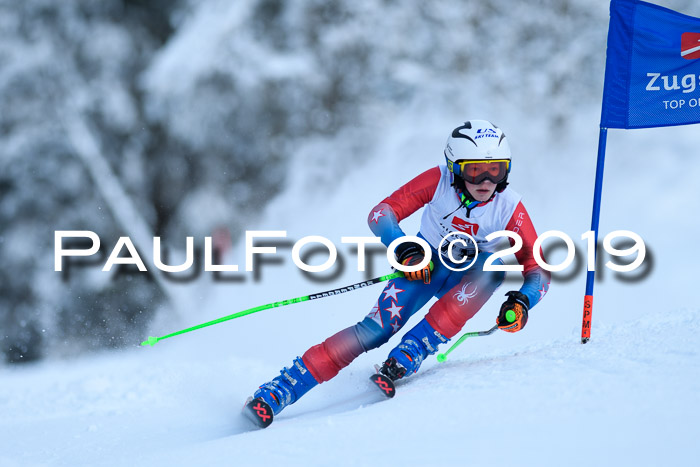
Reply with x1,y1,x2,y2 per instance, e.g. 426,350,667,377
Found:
2,309,698,466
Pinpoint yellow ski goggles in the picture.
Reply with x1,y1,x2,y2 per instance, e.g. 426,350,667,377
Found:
448,159,510,185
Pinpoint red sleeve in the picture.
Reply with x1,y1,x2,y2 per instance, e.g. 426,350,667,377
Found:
380,167,441,222
505,201,541,274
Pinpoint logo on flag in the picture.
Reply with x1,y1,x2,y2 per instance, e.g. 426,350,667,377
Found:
601,0,700,129
681,32,700,60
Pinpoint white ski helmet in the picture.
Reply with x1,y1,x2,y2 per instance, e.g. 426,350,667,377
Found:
444,120,512,192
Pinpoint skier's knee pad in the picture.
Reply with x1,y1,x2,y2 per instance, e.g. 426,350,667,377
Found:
302,326,365,383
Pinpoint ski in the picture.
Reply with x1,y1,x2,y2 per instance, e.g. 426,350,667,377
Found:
369,372,396,398
369,356,406,398
242,397,274,429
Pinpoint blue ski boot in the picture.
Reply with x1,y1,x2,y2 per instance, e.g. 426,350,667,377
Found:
381,318,448,380
251,357,319,416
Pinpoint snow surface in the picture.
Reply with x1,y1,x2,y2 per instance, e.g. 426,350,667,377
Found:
2,309,698,466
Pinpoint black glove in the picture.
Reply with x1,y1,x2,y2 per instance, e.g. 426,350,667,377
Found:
395,241,432,284
497,291,530,333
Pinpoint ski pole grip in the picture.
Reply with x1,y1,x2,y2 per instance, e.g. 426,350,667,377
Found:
505,309,516,323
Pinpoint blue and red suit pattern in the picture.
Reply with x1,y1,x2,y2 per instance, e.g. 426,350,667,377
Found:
253,166,550,414
301,167,550,384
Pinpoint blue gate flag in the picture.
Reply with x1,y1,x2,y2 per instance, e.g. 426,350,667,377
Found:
601,0,700,129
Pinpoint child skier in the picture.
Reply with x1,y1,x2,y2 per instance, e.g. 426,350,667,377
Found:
245,120,550,426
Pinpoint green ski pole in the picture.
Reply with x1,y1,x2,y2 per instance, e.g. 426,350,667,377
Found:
436,308,518,362
141,270,404,347
436,324,500,362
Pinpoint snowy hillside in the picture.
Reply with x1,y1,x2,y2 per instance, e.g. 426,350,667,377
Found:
2,308,698,466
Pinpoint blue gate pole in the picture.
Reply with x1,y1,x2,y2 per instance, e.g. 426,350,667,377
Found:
581,127,608,344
